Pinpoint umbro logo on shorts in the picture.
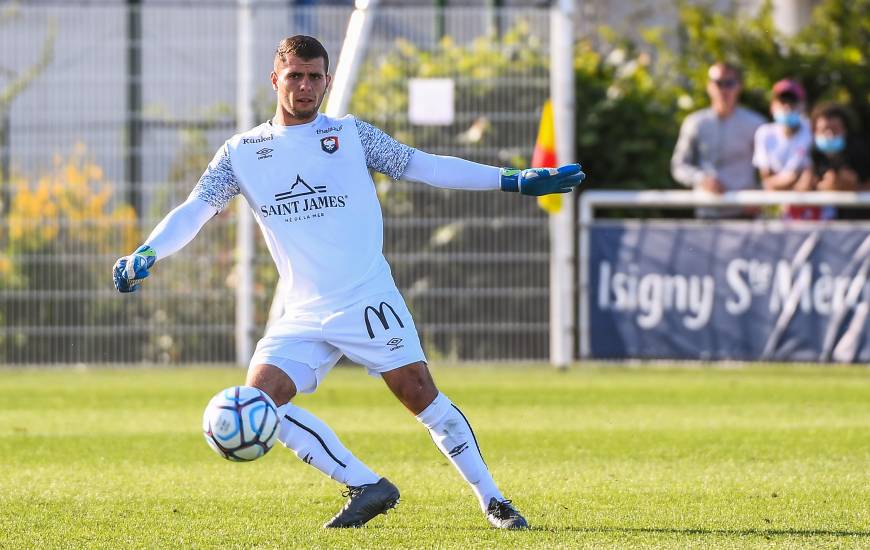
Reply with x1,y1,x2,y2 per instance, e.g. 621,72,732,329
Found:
386,337,404,351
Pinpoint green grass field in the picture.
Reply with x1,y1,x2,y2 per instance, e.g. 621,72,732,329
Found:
1,364,869,549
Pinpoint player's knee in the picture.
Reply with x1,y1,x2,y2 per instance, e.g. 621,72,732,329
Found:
246,363,297,407
384,361,439,413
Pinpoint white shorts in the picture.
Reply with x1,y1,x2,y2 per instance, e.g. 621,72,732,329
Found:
249,286,427,394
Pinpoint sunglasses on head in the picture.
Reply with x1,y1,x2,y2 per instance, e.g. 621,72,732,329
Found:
711,78,739,89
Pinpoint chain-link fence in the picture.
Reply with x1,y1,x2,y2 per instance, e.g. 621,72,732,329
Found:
1,1,552,364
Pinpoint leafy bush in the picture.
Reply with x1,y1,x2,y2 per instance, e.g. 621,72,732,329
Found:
673,0,870,136
0,145,139,362
342,0,868,358
577,0,869,192
349,26,553,359
5,1,864,362
570,34,684,192
5,146,138,254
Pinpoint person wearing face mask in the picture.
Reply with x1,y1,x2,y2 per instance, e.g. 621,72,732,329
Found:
752,79,827,219
671,62,766,218
796,103,870,219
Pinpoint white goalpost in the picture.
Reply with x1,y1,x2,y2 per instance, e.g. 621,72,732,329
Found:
548,0,577,368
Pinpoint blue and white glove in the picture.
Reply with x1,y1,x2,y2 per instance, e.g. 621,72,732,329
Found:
499,164,585,196
112,245,157,293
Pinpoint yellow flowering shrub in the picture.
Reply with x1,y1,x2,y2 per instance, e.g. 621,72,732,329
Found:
5,144,138,255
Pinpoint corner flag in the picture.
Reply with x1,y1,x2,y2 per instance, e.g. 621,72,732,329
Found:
531,100,561,214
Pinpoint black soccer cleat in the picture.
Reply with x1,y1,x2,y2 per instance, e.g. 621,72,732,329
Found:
485,498,529,529
323,477,400,528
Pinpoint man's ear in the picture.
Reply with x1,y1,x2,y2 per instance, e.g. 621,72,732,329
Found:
270,71,279,91
325,73,333,90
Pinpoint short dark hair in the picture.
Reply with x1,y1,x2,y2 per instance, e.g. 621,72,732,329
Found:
708,61,743,82
275,35,329,73
811,102,852,133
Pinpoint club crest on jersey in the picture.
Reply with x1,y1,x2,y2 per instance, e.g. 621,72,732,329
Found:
320,136,339,154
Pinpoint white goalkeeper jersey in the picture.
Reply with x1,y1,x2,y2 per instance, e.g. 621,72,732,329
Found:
192,114,415,311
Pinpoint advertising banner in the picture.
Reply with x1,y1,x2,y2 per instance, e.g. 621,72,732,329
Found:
587,222,870,362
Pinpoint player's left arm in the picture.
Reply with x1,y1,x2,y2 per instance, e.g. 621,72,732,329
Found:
355,119,585,196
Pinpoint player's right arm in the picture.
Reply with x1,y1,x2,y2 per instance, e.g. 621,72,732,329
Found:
113,143,240,293
112,198,216,293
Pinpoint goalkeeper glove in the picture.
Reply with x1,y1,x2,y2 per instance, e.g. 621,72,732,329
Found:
499,163,585,196
112,245,157,293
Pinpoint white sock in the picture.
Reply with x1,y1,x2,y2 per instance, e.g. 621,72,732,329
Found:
278,403,380,487
415,392,504,510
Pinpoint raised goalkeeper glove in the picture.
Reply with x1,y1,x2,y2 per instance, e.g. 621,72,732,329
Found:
499,163,585,196
112,245,156,293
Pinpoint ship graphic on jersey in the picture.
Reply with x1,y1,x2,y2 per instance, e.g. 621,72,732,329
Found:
260,174,347,221
275,175,327,201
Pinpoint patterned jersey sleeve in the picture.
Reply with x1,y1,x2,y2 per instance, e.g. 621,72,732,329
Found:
190,143,241,212
354,119,415,180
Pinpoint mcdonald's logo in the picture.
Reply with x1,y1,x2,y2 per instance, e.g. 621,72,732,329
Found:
364,302,405,339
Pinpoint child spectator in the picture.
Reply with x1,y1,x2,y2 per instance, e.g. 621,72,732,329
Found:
796,103,870,219
753,79,828,219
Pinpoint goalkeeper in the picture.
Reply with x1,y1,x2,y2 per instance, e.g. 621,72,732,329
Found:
113,35,584,530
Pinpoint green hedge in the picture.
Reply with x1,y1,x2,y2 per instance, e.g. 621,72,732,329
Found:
583,0,869,192
352,0,868,193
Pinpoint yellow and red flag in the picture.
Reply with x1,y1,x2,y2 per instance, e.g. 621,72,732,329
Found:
531,100,561,214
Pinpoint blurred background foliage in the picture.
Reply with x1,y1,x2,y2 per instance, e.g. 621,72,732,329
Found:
0,145,139,361
348,0,868,195
4,145,138,255
584,0,869,191
2,0,866,361
349,23,553,359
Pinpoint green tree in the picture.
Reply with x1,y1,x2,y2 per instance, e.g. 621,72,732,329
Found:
0,3,57,213
674,0,870,135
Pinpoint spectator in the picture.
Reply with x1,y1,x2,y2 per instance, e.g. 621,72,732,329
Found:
796,102,870,219
753,79,828,219
671,62,766,218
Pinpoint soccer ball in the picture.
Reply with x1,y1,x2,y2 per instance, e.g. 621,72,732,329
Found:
202,386,280,462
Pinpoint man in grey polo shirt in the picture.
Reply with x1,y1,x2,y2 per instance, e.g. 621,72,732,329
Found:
671,62,766,218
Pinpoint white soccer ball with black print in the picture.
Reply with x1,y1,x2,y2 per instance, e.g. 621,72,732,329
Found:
202,386,280,462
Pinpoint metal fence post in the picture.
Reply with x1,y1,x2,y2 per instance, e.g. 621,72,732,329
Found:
236,0,255,366
549,0,576,368
125,0,142,215
578,192,592,359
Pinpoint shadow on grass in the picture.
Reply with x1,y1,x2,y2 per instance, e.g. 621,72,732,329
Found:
371,524,870,538
546,526,870,538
